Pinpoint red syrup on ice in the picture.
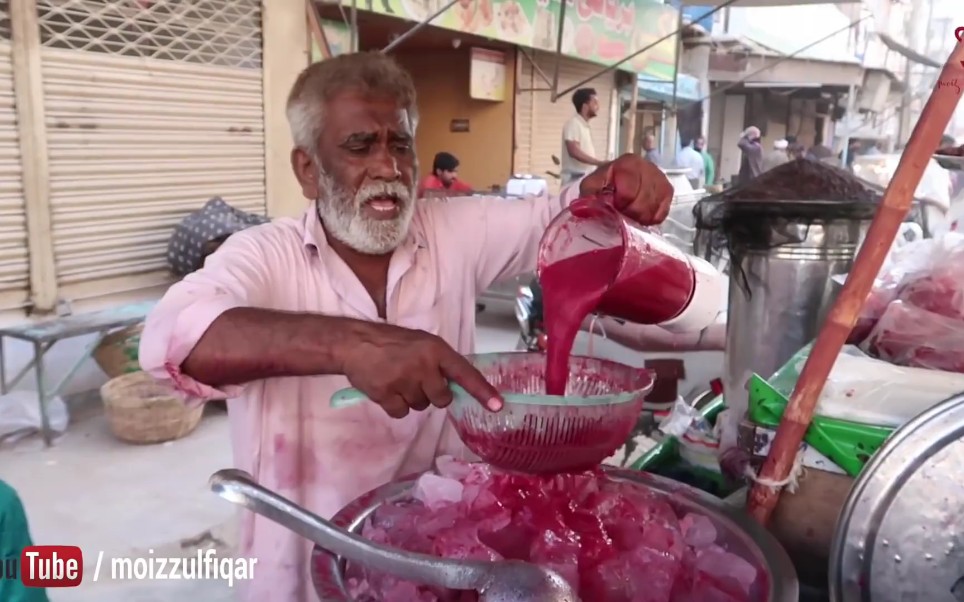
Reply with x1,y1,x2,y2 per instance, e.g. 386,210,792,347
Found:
539,205,696,395
343,458,762,602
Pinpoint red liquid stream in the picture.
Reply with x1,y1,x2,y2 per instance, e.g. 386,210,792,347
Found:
540,246,695,395
541,247,622,395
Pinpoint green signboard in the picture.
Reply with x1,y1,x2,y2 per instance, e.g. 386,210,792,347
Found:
343,0,678,79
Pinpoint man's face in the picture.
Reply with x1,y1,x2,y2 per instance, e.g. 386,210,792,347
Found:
695,137,705,151
437,168,457,186
291,90,418,255
643,135,655,151
586,95,600,118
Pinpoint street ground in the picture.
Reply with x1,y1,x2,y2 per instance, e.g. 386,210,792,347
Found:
0,309,521,602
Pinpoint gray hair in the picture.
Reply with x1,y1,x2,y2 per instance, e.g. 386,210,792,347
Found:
286,52,420,156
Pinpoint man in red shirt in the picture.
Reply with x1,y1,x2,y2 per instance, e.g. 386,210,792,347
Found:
418,151,474,197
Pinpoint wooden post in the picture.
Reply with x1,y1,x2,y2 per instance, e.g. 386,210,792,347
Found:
10,0,57,313
624,78,639,155
262,0,311,218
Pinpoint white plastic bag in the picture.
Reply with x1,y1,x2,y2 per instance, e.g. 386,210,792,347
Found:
0,391,69,442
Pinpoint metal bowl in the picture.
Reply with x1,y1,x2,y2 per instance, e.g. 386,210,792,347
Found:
310,467,798,602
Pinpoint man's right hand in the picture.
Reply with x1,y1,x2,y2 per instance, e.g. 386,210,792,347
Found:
339,323,504,418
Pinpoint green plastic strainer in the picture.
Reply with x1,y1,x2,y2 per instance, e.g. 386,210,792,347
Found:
330,352,654,473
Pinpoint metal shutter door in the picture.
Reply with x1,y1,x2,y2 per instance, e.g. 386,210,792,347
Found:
0,7,28,313
528,52,616,195
36,0,265,303
513,50,536,176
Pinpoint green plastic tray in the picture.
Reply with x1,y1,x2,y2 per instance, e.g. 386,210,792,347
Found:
746,374,893,477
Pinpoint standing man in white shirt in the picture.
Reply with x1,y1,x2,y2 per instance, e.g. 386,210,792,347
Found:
560,88,605,185
676,138,705,189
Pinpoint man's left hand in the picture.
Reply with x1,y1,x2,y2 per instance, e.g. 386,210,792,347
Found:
579,153,674,225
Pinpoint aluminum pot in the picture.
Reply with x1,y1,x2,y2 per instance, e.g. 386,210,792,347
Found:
310,467,798,601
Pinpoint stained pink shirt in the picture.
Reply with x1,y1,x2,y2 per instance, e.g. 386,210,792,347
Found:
139,186,581,602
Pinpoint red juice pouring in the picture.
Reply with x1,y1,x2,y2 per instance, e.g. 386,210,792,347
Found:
538,198,724,395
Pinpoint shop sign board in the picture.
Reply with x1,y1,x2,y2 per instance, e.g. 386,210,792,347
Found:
470,47,508,101
344,0,678,79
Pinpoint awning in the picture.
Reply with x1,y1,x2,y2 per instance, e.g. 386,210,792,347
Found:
637,73,702,103
877,32,942,69
679,0,859,5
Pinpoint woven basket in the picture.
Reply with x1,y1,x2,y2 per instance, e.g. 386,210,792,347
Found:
100,371,203,444
94,324,144,378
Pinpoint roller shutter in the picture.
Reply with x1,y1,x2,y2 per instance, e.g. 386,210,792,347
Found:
516,51,616,195
513,49,536,176
0,6,28,313
36,0,265,303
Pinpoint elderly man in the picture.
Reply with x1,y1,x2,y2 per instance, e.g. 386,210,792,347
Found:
139,52,671,602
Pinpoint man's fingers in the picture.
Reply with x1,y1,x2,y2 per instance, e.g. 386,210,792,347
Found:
423,375,454,408
378,394,410,419
439,351,503,412
402,385,431,412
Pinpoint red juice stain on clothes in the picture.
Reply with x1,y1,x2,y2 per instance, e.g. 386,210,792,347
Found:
540,244,694,395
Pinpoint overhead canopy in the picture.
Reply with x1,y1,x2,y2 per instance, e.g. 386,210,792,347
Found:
679,0,859,4
637,73,702,103
877,33,942,69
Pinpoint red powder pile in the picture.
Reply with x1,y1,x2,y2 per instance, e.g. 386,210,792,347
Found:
346,457,761,602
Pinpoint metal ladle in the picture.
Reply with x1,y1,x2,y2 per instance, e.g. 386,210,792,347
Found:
209,469,580,602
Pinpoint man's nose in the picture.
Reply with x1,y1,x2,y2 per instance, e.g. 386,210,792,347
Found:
368,147,401,181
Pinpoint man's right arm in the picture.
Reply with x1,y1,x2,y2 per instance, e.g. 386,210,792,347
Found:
138,226,501,412
138,227,357,400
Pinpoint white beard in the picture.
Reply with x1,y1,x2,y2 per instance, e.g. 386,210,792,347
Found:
316,172,416,255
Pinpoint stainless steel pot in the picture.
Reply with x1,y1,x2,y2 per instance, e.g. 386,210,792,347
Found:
310,467,798,602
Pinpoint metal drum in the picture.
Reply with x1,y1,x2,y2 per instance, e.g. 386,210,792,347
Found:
311,467,799,601
701,199,878,448
831,391,964,602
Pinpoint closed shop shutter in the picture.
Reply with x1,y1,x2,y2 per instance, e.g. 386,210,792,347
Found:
36,0,265,303
513,50,536,176
0,9,28,313
519,51,616,195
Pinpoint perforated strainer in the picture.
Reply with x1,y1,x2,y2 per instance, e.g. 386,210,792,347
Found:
330,352,654,473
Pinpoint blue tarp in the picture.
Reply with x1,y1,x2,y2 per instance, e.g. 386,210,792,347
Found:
637,73,702,104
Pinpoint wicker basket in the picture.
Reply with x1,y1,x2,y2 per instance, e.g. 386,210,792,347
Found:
100,371,203,444
94,324,144,378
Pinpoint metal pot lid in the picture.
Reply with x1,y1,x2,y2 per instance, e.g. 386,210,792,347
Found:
830,391,964,602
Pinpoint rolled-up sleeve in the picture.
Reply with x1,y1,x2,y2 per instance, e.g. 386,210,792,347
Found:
434,181,586,291
140,228,271,403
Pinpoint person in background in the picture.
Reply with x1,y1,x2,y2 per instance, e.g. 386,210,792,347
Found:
0,480,49,602
737,126,763,184
695,135,715,186
676,138,705,189
417,151,473,197
806,135,834,162
560,88,604,186
763,138,790,172
642,134,662,166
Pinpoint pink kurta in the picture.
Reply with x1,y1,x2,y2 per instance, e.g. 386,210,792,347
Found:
139,186,579,601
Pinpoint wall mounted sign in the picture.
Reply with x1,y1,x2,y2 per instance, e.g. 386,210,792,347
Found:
469,47,507,101
450,119,470,132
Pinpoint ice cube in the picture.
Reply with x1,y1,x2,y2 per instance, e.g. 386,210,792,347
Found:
413,473,464,510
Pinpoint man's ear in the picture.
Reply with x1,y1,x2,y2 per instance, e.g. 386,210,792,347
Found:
291,148,319,200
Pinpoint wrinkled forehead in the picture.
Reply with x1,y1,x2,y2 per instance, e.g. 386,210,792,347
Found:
322,89,415,140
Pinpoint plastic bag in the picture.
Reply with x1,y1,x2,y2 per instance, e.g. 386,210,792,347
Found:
847,233,964,345
864,301,964,373
769,342,964,427
0,391,69,443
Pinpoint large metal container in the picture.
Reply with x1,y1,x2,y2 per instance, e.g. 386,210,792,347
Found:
830,391,964,602
706,199,878,449
310,467,798,601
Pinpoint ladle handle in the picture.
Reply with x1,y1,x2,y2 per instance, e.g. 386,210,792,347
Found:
330,388,367,409
209,469,490,590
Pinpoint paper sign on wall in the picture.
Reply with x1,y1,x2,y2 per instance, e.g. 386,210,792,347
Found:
469,48,507,102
